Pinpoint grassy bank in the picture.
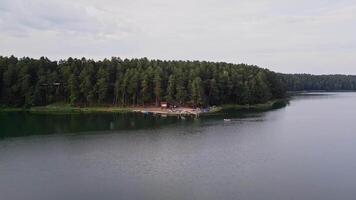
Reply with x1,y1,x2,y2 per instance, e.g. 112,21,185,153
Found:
220,99,288,112
0,104,131,114
0,99,288,115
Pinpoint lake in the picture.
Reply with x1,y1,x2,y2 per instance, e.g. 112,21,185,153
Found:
1,92,356,200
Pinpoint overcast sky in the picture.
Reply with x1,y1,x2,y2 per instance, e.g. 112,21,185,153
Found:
0,0,355,74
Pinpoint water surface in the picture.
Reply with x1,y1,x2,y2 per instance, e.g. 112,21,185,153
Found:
1,93,356,200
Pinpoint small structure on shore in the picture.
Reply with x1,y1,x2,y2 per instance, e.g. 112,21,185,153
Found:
160,102,169,109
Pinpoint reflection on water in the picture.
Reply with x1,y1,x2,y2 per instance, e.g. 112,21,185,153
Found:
0,112,179,138
0,108,274,139
1,92,356,200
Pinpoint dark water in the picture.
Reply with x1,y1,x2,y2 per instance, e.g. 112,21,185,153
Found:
1,93,356,200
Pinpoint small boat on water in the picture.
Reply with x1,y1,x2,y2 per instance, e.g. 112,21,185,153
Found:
224,119,231,122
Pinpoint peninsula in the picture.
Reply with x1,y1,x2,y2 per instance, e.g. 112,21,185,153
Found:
1,56,355,115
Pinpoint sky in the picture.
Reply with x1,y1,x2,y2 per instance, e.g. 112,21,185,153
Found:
0,0,356,74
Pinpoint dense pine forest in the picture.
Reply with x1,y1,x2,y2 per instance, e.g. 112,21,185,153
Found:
0,56,286,108
279,74,356,91
1,56,355,108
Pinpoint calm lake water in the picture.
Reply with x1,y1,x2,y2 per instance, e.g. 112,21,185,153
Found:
1,92,356,200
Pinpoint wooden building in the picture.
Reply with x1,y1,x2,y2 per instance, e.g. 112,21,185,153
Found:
160,102,169,108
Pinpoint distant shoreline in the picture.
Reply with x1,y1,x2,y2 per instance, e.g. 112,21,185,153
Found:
287,90,356,93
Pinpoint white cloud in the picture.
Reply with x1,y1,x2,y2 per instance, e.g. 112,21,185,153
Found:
0,0,136,39
0,0,355,74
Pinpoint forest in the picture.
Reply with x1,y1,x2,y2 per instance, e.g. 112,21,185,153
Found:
0,56,286,108
280,74,356,91
2,56,355,108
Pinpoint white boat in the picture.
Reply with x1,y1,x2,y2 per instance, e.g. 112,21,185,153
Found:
224,119,231,122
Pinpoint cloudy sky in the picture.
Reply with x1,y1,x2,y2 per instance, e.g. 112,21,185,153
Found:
0,0,355,74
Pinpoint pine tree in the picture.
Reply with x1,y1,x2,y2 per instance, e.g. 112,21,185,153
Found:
208,79,219,105
80,63,96,105
153,69,162,106
191,77,204,107
167,75,176,103
127,69,139,105
69,74,80,106
140,74,149,105
175,72,187,105
96,66,109,104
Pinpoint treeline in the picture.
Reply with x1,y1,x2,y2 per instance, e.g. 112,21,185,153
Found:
279,74,356,91
0,56,286,108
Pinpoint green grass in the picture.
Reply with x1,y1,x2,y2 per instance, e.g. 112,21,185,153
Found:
0,104,131,114
0,99,288,115
220,99,288,112
0,107,24,112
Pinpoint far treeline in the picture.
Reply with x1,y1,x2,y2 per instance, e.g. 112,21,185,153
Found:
279,73,356,91
0,56,355,108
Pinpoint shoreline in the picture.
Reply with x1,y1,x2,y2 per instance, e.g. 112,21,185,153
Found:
0,105,131,114
0,99,288,116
